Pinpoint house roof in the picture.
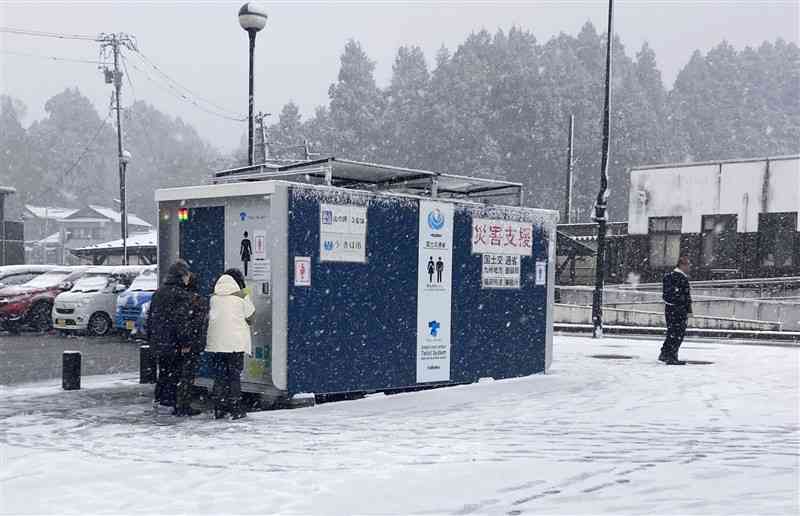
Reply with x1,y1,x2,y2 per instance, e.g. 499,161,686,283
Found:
70,230,157,253
24,205,78,221
29,232,63,246
87,205,152,228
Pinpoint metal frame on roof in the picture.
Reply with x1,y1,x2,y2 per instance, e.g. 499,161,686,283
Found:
211,157,524,205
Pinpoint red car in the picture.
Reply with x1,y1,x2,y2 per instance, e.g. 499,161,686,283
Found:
0,267,87,333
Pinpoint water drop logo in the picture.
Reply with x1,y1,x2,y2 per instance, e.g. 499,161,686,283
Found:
427,208,445,231
239,212,247,221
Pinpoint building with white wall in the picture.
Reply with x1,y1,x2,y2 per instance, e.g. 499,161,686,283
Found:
626,155,799,281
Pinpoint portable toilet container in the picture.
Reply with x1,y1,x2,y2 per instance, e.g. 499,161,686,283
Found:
155,159,557,403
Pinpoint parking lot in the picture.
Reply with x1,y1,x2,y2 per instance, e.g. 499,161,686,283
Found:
0,331,141,385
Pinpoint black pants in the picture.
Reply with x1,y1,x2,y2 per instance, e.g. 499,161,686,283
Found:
155,349,198,410
209,352,244,413
155,349,179,407
175,352,199,412
661,307,688,358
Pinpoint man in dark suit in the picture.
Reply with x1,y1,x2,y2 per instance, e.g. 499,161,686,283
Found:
659,255,693,365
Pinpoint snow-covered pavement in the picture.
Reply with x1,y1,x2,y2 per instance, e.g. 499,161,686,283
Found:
1,336,798,515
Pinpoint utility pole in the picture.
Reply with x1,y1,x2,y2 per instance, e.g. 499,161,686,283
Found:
591,0,614,338
99,32,136,265
255,111,269,162
564,114,575,224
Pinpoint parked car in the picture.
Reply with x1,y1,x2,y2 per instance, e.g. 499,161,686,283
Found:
115,267,157,335
0,265,57,290
0,267,88,333
137,300,151,338
52,266,148,337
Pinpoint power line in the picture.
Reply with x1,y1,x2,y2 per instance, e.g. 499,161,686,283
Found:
124,54,246,122
0,26,97,41
0,49,103,65
40,107,113,201
58,109,114,184
129,49,246,121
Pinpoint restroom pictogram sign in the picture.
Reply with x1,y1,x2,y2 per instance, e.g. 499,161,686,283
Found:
294,256,311,287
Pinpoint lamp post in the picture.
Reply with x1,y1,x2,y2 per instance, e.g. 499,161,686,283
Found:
238,2,268,167
591,0,614,338
120,149,131,266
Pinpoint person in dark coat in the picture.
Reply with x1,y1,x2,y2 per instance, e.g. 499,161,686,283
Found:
659,255,693,365
173,272,209,416
148,260,204,415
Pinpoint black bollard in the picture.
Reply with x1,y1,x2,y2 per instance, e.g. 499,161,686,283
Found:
139,345,157,384
62,351,81,390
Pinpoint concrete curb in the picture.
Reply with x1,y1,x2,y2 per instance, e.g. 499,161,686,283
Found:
554,323,800,343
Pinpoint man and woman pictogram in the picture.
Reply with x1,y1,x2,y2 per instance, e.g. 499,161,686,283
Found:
427,256,445,283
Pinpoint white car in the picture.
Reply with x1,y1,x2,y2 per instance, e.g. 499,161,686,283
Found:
52,266,148,336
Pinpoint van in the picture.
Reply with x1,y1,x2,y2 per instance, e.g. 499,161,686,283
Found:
52,266,148,336
115,266,157,335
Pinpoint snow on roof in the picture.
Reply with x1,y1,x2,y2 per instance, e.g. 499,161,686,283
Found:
87,205,152,228
32,232,63,245
72,230,157,252
24,205,78,220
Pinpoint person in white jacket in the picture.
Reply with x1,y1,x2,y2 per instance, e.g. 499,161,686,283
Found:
206,271,255,419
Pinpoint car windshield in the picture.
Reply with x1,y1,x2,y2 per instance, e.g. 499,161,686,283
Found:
71,274,111,293
128,271,157,292
23,272,69,289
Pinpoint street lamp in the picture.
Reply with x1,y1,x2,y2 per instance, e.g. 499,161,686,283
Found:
591,0,614,338
238,2,268,167
120,149,131,266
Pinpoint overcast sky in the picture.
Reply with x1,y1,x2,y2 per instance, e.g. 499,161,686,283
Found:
2,1,798,152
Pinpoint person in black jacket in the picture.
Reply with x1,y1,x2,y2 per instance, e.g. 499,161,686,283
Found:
148,260,205,415
173,272,209,416
659,255,693,365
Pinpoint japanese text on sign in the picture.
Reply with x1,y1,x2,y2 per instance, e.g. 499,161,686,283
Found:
320,204,367,263
481,253,522,289
471,218,533,256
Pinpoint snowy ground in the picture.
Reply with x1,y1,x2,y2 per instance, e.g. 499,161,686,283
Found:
1,336,798,515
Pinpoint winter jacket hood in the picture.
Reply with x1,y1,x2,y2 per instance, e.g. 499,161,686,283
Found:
213,274,241,296
206,275,256,355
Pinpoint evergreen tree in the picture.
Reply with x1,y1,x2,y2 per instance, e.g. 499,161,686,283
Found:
26,88,117,208
0,96,31,199
268,101,304,159
328,40,385,161
383,46,430,168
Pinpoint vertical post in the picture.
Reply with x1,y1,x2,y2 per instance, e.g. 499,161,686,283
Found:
564,114,575,224
112,36,128,266
248,30,256,166
592,0,614,339
62,351,82,390
0,194,5,266
257,111,269,161
303,139,311,160
139,345,157,384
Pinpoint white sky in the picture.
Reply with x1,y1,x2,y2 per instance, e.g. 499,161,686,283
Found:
2,1,798,152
